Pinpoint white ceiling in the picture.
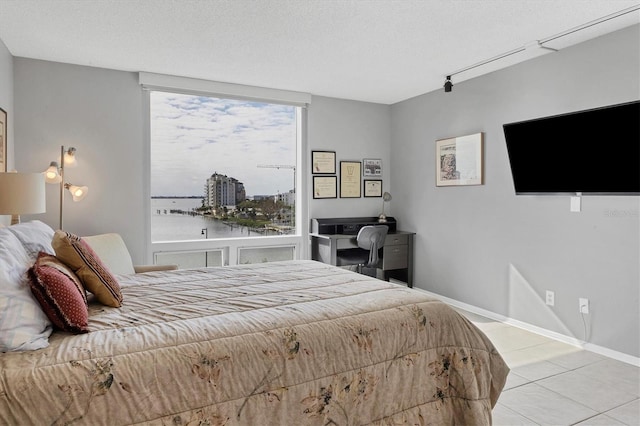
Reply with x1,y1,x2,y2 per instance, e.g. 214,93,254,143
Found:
0,0,638,104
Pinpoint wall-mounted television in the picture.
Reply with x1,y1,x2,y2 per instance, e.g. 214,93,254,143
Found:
503,100,639,195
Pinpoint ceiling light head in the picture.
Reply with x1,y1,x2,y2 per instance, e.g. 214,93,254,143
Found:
444,76,453,93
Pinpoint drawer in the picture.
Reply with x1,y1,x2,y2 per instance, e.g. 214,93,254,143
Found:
385,234,408,246
336,237,357,250
383,244,408,270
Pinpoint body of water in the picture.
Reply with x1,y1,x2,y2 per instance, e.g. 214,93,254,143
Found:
151,198,282,242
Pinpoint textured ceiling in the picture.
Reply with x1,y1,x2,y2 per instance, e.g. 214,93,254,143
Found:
0,0,638,104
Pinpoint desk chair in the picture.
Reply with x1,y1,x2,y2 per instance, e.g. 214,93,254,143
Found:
336,225,389,275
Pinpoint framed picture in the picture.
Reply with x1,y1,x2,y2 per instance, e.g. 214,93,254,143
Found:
364,179,383,197
311,150,336,174
340,161,362,198
436,132,484,187
313,176,337,199
0,108,6,172
363,158,382,177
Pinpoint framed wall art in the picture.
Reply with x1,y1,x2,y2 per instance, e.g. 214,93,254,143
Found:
311,150,336,174
364,179,383,197
436,132,484,187
0,108,6,172
340,161,361,198
363,158,382,177
313,176,337,199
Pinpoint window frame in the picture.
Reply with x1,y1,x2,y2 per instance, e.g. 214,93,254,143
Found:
141,74,310,266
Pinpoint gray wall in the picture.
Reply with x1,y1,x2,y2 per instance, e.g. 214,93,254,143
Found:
0,40,12,165
0,39,14,225
13,59,147,259
307,96,391,219
390,25,639,358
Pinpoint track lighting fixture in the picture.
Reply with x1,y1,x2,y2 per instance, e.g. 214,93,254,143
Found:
441,5,639,94
444,76,453,93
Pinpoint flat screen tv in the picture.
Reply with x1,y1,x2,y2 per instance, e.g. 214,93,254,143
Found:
503,100,639,195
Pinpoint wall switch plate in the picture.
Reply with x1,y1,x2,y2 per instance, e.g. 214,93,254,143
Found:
546,290,555,306
579,298,589,314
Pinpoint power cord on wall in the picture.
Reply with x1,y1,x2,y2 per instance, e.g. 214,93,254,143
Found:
578,298,590,343
579,300,589,343
580,311,589,342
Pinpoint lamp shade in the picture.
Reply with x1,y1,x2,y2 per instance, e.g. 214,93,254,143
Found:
63,147,77,168
66,184,88,202
44,161,62,183
0,172,46,214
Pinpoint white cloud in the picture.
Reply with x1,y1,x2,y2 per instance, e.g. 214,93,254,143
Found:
150,92,296,197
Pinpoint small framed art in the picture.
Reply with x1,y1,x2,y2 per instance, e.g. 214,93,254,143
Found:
313,176,337,199
311,150,336,174
364,180,383,197
340,161,362,198
363,158,382,177
436,132,484,187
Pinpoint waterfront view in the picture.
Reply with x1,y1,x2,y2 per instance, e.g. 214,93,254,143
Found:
151,197,293,242
149,91,299,243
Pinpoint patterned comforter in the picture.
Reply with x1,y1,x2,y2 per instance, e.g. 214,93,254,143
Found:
0,260,509,425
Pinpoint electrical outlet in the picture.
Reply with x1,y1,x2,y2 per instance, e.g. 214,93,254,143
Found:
579,298,589,314
546,290,555,306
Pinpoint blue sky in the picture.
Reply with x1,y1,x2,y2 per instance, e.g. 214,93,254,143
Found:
150,91,296,197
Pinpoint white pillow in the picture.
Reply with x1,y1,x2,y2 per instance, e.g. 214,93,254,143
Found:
7,220,55,262
0,228,52,352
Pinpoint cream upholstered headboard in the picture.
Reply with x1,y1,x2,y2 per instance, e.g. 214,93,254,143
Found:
82,233,136,275
82,233,177,274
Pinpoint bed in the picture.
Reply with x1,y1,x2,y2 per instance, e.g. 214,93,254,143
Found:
0,223,509,425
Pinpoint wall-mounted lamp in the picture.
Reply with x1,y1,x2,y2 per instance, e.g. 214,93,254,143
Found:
0,171,46,225
378,192,392,223
444,76,453,93
43,146,88,230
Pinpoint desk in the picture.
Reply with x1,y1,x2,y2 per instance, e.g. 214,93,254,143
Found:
310,231,415,287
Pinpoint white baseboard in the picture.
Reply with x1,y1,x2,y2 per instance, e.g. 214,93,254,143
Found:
414,288,640,368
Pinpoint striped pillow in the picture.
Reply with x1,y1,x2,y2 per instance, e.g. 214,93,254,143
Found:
52,230,123,308
29,252,89,333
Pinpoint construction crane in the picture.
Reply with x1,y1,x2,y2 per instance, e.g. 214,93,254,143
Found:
257,164,296,171
257,164,297,228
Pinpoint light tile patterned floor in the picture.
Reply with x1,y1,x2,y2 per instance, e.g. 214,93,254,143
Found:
455,309,640,425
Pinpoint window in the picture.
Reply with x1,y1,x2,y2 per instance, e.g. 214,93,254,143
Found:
150,91,300,243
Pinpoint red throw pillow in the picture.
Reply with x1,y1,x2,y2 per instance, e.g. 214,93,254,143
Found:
29,252,89,334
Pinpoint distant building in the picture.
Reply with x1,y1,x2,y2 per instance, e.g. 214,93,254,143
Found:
204,172,246,207
276,189,295,206
252,190,294,205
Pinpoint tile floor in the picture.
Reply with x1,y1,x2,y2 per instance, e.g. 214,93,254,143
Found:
456,309,640,425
